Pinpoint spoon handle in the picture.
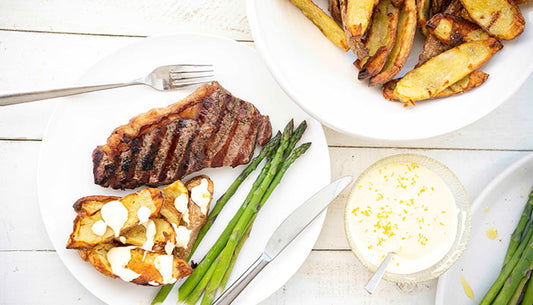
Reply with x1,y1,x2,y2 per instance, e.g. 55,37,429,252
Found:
365,252,395,294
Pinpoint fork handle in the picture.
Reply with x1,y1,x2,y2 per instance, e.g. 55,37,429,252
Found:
0,82,141,106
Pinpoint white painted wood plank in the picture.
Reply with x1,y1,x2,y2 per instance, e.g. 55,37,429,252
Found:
0,251,434,305
0,141,53,250
0,0,252,40
314,147,531,249
1,251,104,305
0,31,140,140
263,251,436,305
325,74,533,150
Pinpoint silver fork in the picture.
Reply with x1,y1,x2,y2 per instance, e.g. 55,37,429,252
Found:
0,64,214,106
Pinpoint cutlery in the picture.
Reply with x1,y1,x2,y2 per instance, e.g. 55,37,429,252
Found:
0,64,214,106
213,176,353,305
365,251,395,294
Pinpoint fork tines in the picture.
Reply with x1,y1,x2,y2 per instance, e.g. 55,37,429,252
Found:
170,64,215,88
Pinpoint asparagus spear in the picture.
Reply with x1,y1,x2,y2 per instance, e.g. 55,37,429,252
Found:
504,190,533,265
200,143,311,305
185,253,222,305
492,247,533,304
151,134,281,305
178,121,293,301
507,275,529,305
220,218,253,291
190,132,282,255
481,225,533,304
523,275,533,304
283,120,307,159
199,121,295,305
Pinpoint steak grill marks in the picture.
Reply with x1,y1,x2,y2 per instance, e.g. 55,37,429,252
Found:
92,82,272,189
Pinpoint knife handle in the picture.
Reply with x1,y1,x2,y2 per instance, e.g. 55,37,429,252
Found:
213,253,271,305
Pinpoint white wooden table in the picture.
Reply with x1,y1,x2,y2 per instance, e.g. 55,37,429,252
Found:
1,1,532,304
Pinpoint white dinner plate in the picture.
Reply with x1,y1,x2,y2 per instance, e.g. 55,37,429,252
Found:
246,0,533,140
435,153,533,304
37,34,331,305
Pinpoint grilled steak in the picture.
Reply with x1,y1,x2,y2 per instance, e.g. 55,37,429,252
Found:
93,82,272,189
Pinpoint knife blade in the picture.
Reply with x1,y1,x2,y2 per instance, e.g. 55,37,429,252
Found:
213,176,353,305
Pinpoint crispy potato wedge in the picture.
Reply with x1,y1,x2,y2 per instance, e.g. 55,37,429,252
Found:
329,0,343,24
431,0,452,14
392,0,404,6
393,38,502,104
427,13,491,45
67,188,163,249
417,0,432,36
459,0,525,40
383,70,489,100
289,0,349,51
345,0,380,39
416,34,451,67
79,243,192,286
174,175,214,260
356,0,399,79
120,217,176,253
73,195,120,217
368,0,417,86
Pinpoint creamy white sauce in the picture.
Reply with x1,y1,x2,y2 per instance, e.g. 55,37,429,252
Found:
174,193,190,226
137,206,151,224
91,220,107,236
347,162,457,274
165,241,176,256
154,255,176,284
141,220,156,251
173,224,192,249
119,236,127,244
191,179,210,215
148,280,159,286
107,246,141,282
101,200,129,237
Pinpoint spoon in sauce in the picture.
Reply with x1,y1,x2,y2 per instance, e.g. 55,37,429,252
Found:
364,252,395,294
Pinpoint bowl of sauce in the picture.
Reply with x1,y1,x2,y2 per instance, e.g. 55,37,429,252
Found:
345,154,470,283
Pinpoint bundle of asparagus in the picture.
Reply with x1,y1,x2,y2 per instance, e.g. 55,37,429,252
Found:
480,188,533,305
151,119,310,305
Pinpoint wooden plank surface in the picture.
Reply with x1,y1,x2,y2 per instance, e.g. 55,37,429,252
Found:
0,0,252,40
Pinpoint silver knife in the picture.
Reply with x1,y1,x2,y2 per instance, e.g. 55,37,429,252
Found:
212,176,353,305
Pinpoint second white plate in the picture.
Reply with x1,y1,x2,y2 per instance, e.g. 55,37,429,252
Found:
247,0,533,140
436,153,533,304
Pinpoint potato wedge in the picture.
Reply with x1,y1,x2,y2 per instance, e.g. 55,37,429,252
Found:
459,0,525,40
67,188,163,249
368,0,417,86
289,0,349,51
345,0,380,39
416,34,451,67
79,243,192,286
73,195,120,217
383,70,489,100
393,39,502,104
427,14,491,45
329,0,343,24
356,0,399,79
431,0,452,14
174,175,214,260
120,217,176,253
417,0,432,36
160,179,188,227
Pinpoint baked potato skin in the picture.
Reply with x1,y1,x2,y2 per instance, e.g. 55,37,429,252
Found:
427,13,490,45
174,175,214,260
73,195,120,217
66,188,163,249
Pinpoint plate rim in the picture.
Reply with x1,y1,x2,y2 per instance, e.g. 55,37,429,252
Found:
246,0,533,141
434,153,533,304
36,32,332,305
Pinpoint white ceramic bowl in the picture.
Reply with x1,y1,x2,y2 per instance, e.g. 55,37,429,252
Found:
344,154,471,283
247,0,533,140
